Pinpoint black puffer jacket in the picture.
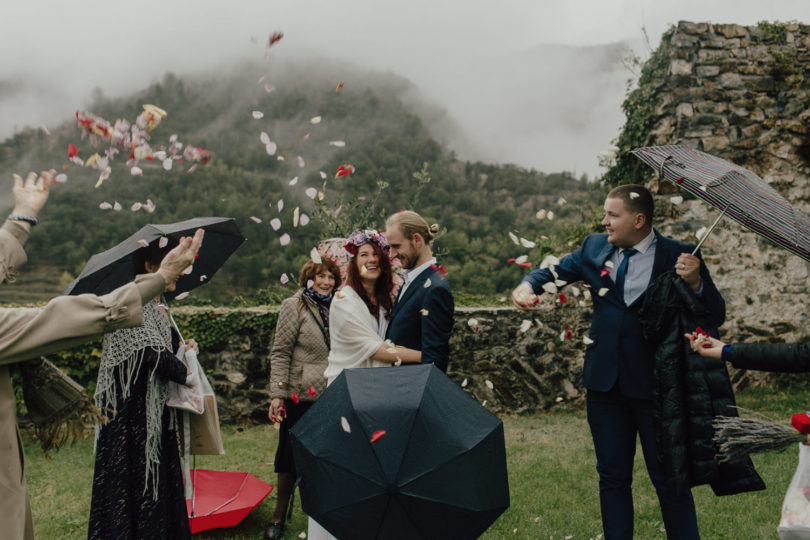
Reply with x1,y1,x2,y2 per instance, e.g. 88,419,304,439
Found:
640,270,765,496
729,342,810,372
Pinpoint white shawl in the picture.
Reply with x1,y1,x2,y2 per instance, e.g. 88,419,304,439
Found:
324,285,388,383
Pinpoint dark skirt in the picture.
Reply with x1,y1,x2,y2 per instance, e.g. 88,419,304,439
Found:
275,400,313,475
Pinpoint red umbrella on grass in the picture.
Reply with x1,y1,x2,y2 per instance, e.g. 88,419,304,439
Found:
186,469,273,534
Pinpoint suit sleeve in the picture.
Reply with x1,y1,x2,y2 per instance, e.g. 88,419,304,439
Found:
522,244,585,294
695,249,726,327
420,283,454,371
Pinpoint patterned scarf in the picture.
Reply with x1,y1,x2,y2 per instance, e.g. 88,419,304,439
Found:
302,287,333,336
94,299,174,499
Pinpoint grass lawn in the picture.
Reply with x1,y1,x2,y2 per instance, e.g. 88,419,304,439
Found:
23,386,809,539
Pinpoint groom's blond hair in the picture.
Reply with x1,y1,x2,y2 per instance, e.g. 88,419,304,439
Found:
386,211,439,244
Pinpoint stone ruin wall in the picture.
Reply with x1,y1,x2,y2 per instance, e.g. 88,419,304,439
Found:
641,21,810,388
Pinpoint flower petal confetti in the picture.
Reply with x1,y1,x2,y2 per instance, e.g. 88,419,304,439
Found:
370,430,386,443
335,164,355,178
289,176,298,186
467,318,479,331
260,132,271,144
671,196,684,205
293,207,300,227
299,214,310,226
535,209,547,220
137,239,149,248
508,232,520,245
130,166,143,176
340,416,351,433
291,393,300,404
696,226,707,242
250,216,262,223
310,116,322,124
600,268,611,277
520,237,536,248
629,191,640,200
319,171,327,179
310,247,322,264
270,218,282,231
174,291,190,300
420,309,429,316
99,202,112,210
113,201,122,211
583,336,594,345
252,111,264,119
336,81,344,92
541,282,558,294
265,141,278,155
130,202,142,212
277,200,284,213
297,156,305,168
485,379,494,390
598,287,609,296
280,273,289,284
280,233,291,246
305,187,317,199
264,84,276,93
328,140,346,147
604,260,614,269
519,320,532,333
424,278,431,288
461,378,468,388
55,173,68,183
515,255,529,265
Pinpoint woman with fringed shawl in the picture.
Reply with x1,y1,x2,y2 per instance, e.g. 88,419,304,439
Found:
87,238,196,540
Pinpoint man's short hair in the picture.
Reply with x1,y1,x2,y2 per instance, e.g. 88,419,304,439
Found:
607,184,654,226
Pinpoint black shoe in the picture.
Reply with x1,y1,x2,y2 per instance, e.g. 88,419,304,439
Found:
264,521,284,540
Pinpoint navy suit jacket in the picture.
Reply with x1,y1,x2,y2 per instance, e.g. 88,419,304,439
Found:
386,267,454,372
523,230,725,399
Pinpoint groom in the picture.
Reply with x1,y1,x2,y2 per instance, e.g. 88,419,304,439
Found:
385,210,454,372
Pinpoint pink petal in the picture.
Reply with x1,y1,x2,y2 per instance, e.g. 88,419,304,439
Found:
158,237,168,248
130,202,142,211
280,273,289,284
130,166,143,176
137,239,149,248
174,292,190,300
302,133,310,142
264,84,276,93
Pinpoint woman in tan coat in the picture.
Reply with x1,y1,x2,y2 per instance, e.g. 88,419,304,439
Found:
264,257,341,540
0,170,202,540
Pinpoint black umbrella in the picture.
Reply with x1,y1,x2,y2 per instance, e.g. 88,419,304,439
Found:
290,364,510,540
62,217,244,300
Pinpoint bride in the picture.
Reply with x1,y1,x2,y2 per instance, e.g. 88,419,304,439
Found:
308,229,422,540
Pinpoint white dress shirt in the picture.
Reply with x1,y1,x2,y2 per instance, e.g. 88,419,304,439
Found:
397,257,437,299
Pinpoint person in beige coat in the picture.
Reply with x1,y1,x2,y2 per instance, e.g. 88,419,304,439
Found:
264,257,342,540
0,170,204,540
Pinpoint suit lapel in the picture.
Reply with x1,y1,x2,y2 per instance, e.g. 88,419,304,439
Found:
391,267,436,320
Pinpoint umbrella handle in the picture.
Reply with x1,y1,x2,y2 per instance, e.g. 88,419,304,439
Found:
659,155,673,177
692,206,728,256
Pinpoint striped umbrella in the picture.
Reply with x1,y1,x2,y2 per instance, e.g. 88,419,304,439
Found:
632,144,810,262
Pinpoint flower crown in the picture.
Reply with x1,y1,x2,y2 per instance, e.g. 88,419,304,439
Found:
344,229,389,256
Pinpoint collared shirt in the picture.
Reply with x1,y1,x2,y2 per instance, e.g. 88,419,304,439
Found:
397,257,437,299
608,230,656,305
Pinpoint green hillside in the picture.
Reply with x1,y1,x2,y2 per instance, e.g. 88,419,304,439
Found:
0,63,604,304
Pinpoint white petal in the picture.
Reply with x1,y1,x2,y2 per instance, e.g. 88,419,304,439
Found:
329,140,346,147
293,207,300,227
299,214,310,226
340,416,351,433
252,110,264,119
265,142,277,155
629,192,640,199
130,166,143,176
519,237,536,248
113,201,122,211
515,255,529,265
319,171,327,179
555,279,567,287
557,197,567,205
182,264,193,275
508,231,520,245
270,218,282,231
199,275,207,282
467,318,479,328
519,320,532,333
162,158,172,171
280,233,291,246
310,247,322,264
541,282,558,294
461,378,468,388
55,173,68,183
130,202,142,212
570,286,581,297
289,176,298,186
485,379,494,390
670,196,683,205
280,273,289,284
260,132,271,144
598,287,609,296
583,336,594,345
159,237,168,248
277,200,284,213
696,226,707,241
604,260,615,269
535,209,547,220
99,202,112,210
250,216,262,223
547,211,555,220
310,116,322,124
297,156,305,168
174,291,190,300
137,239,149,248
424,278,431,288
305,187,317,199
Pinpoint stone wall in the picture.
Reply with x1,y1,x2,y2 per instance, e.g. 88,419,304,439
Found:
638,21,810,377
195,302,593,422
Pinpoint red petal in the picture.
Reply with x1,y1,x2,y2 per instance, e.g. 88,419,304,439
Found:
558,293,567,304
68,143,78,158
565,329,573,339
370,430,387,443
676,177,684,184
600,268,610,277
291,393,300,404
307,386,316,397
506,258,516,264
518,262,532,268
702,343,713,348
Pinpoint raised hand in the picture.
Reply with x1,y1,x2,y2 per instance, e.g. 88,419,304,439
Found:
157,229,204,285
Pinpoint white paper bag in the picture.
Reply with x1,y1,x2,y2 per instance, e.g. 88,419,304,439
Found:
778,443,810,540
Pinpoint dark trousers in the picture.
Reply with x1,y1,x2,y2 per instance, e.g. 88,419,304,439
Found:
587,386,700,540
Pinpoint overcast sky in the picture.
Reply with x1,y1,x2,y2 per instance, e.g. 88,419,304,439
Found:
1,0,807,178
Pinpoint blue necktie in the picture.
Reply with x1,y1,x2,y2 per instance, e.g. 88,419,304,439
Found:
615,248,638,300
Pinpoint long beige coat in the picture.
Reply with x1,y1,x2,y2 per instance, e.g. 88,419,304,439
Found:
0,221,166,540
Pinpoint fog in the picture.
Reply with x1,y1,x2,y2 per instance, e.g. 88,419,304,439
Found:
1,0,807,178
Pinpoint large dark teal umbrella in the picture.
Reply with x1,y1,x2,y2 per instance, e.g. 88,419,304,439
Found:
290,364,509,540
62,217,244,300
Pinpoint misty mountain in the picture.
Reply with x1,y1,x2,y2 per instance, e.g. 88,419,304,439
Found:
0,61,603,304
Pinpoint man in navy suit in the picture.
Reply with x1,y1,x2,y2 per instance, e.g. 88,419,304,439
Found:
512,185,724,540
385,211,454,372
